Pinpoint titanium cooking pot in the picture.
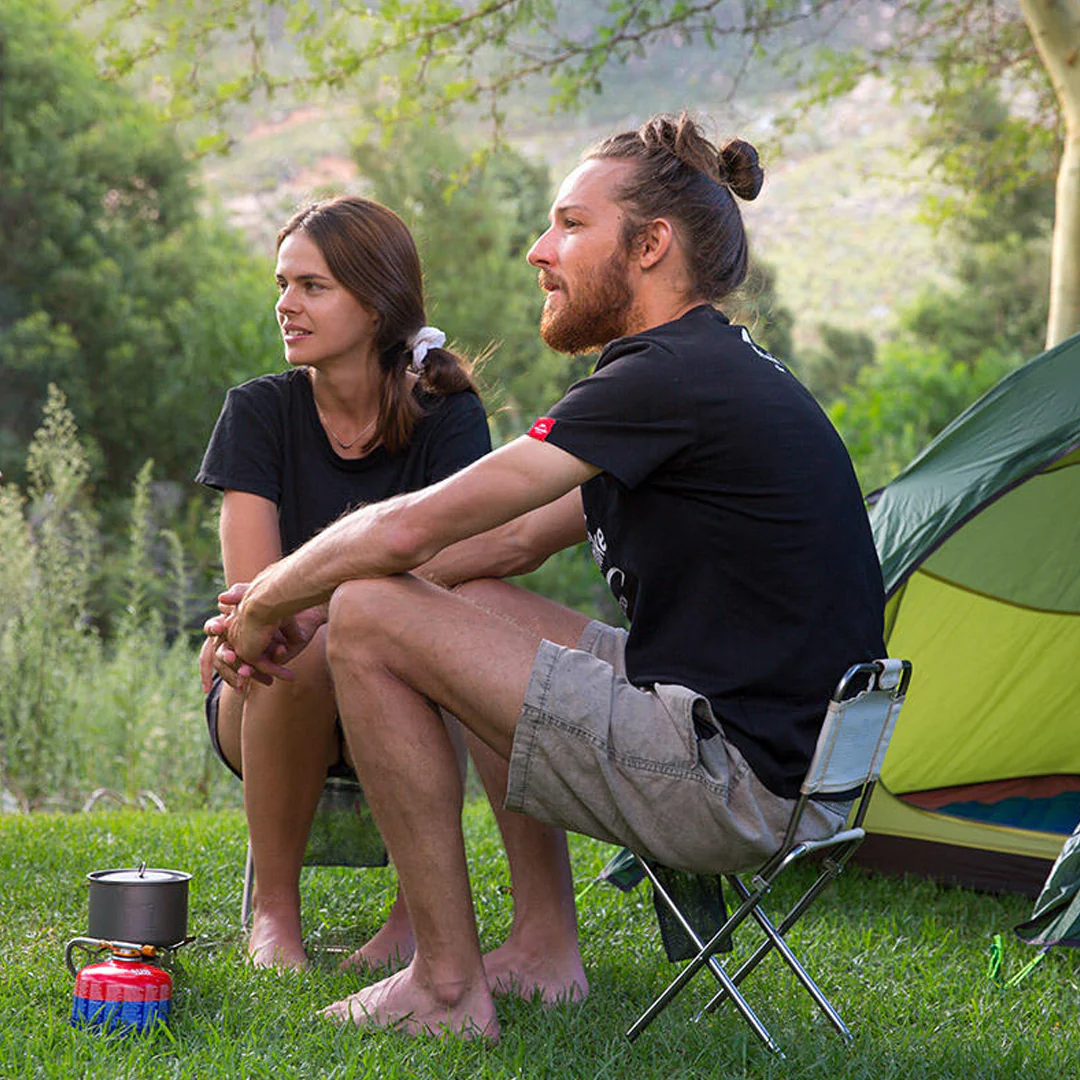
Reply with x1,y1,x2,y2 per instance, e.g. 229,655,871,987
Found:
86,864,191,947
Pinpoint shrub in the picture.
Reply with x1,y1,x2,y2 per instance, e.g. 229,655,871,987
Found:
0,388,233,810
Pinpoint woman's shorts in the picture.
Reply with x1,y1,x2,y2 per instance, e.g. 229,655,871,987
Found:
505,620,850,875
204,672,356,782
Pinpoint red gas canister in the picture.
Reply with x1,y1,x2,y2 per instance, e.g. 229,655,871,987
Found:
71,951,172,1033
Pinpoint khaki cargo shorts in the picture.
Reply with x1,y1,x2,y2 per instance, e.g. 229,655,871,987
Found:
505,621,850,874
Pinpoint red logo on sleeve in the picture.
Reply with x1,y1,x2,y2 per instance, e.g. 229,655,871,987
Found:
528,417,556,441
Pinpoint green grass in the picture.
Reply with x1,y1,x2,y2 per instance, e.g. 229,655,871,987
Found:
1,803,1076,1079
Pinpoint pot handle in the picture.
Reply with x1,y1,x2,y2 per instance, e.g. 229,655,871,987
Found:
65,937,104,977
65,937,163,974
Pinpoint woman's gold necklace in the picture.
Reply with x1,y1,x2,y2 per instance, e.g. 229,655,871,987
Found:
316,407,377,450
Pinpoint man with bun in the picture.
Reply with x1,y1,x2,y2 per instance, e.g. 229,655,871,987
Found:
205,112,885,1040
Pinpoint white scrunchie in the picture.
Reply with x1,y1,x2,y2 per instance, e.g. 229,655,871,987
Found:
407,325,446,371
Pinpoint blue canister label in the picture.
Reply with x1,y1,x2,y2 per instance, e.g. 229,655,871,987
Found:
71,993,170,1033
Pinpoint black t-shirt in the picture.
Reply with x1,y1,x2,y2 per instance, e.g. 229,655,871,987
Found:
531,305,885,798
196,369,491,555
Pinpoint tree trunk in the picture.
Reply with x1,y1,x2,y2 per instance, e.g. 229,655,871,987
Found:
1019,0,1080,348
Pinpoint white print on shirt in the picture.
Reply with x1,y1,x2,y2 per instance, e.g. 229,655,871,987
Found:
741,327,789,374
588,525,630,614
589,526,607,570
606,568,629,613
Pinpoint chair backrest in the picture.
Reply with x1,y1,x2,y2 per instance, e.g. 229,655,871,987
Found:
303,776,388,868
801,659,911,798
241,775,387,926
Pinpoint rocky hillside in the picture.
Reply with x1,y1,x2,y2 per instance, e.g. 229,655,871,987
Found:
202,79,952,352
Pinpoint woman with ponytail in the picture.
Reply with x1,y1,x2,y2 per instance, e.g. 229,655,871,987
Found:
196,196,490,969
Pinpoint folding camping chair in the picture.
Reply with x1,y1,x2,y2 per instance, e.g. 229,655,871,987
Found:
240,775,388,926
626,657,912,1055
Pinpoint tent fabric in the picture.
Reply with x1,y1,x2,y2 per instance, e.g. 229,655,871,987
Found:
882,571,1080,792
857,831,1057,895
859,332,1080,890
871,333,1080,597
918,451,1080,613
902,775,1080,810
1015,821,1080,948
932,793,1080,835
862,787,1067,860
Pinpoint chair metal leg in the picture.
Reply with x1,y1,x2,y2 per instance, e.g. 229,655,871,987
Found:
745,900,852,1042
627,862,783,1054
240,841,254,928
703,864,842,1010
702,844,858,1008
628,953,782,1055
700,872,852,1042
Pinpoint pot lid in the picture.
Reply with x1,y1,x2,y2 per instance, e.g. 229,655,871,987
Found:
88,866,191,884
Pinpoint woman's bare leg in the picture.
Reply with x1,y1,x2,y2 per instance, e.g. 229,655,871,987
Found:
219,626,431,971
218,626,339,967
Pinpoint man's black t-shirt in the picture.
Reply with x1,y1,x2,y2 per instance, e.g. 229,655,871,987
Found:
196,368,491,554
531,305,885,799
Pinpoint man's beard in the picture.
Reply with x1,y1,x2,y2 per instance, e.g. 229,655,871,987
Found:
539,248,635,355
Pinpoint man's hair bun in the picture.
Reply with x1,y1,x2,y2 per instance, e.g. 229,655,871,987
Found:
718,139,764,202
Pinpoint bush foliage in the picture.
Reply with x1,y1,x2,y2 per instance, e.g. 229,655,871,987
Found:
0,0,280,496
0,389,230,811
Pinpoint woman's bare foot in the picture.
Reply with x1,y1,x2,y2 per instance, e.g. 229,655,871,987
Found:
482,941,588,1006
248,904,309,970
339,891,415,972
320,965,499,1041
339,917,415,973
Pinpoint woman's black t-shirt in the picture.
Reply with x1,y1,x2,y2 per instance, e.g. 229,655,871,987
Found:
530,305,886,799
196,368,491,555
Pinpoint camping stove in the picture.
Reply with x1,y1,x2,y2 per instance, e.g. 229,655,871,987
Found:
65,864,193,1034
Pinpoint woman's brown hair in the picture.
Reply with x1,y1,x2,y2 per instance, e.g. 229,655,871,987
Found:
277,196,476,454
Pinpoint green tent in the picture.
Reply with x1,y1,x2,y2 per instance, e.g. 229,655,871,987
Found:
1015,819,1080,949
856,332,1080,895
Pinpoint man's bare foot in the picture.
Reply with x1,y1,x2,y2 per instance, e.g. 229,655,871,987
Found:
339,916,415,973
482,941,588,1006
248,908,309,970
320,965,499,1041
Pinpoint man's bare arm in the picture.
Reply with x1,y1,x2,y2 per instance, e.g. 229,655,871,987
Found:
231,437,598,661
417,489,587,589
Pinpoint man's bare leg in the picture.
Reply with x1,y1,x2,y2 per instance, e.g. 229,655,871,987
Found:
319,575,559,1038
340,717,467,973
453,578,589,1005
467,737,588,1005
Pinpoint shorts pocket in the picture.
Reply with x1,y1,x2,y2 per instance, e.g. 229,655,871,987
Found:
649,683,708,769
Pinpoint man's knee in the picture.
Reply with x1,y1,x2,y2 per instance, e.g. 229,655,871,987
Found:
325,577,411,669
